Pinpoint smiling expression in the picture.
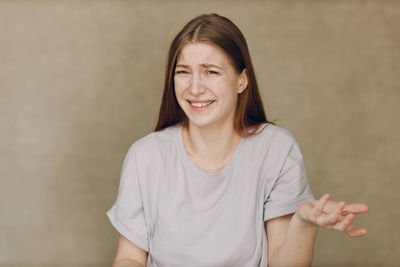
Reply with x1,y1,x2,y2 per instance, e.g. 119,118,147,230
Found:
174,42,247,129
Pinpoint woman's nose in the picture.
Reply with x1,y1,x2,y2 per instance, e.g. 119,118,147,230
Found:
189,73,206,96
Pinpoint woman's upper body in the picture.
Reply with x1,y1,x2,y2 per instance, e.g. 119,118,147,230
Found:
108,13,369,267
107,123,315,267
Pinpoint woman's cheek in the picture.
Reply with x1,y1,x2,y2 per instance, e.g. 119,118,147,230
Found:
174,80,183,96
175,78,188,94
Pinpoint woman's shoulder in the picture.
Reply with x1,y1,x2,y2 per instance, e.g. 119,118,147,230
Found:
249,123,297,145
127,124,181,156
244,124,303,167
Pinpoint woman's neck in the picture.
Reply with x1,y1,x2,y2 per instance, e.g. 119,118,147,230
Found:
182,122,241,173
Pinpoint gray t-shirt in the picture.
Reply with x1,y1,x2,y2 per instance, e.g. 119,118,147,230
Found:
107,123,314,267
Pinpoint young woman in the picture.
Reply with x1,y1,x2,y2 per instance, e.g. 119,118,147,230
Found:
107,14,369,267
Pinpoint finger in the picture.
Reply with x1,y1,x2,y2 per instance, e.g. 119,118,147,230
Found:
347,227,368,238
313,193,330,215
322,201,346,225
343,203,369,215
335,213,355,232
340,214,368,237
309,194,331,223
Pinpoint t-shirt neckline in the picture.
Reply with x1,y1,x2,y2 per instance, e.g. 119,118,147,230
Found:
176,125,244,177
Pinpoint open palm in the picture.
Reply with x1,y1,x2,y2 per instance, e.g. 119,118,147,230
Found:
296,193,369,237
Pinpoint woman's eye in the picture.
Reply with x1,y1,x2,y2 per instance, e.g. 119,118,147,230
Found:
175,70,189,75
207,70,219,75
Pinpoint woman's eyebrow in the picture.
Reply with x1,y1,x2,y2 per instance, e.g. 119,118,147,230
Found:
176,64,189,68
201,63,223,70
175,63,223,70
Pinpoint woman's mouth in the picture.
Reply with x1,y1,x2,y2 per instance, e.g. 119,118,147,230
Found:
189,100,215,109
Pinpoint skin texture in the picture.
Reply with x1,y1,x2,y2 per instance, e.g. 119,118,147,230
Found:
112,235,147,267
111,41,369,267
267,195,369,267
174,42,248,173
296,193,369,237
174,42,247,131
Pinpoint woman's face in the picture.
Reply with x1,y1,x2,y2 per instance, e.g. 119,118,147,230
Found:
174,42,247,130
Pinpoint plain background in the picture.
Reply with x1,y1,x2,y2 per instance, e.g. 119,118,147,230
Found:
1,0,399,266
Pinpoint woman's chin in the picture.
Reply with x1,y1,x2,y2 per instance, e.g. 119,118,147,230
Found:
187,117,231,130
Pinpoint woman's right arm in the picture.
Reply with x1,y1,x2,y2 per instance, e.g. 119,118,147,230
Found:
112,234,148,267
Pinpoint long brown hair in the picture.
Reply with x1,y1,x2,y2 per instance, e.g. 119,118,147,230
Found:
154,13,271,136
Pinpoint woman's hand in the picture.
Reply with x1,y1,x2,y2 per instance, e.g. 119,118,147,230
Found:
295,193,369,237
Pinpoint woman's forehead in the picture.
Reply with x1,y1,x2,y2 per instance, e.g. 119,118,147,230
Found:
176,42,232,67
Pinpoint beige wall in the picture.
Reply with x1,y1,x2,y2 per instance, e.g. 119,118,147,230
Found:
1,1,399,266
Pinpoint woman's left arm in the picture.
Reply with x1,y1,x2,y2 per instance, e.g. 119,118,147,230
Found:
266,193,369,267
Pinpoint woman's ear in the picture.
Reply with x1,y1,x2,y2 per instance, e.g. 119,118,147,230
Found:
238,69,248,94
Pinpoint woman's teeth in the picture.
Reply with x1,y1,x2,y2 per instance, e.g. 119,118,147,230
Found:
190,101,213,107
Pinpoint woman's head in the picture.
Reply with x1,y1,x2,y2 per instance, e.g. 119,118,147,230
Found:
155,13,269,135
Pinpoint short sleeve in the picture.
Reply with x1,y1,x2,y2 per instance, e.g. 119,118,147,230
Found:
106,145,149,251
263,139,315,221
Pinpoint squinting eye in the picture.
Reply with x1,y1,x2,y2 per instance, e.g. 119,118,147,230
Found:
175,70,189,75
207,70,219,75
